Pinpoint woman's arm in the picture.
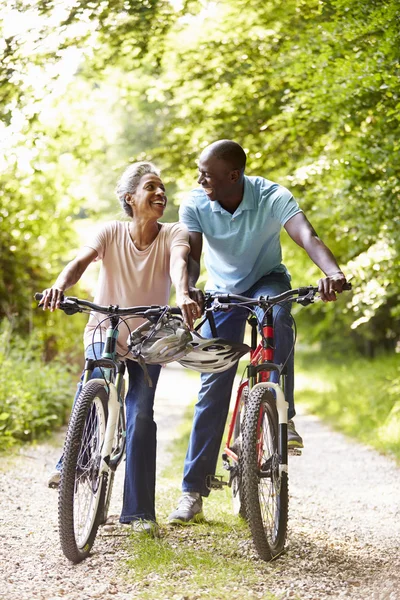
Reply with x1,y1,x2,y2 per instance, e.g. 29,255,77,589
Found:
40,246,98,311
170,244,201,329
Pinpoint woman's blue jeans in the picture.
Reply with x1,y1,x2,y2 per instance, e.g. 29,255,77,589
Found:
182,271,295,497
58,342,162,523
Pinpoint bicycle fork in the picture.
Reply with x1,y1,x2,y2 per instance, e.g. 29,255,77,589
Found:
87,378,120,475
251,381,288,476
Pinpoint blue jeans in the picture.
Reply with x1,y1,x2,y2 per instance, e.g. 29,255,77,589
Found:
182,271,294,497
58,343,162,523
120,359,161,523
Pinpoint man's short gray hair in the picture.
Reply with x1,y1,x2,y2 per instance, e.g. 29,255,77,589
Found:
115,161,160,217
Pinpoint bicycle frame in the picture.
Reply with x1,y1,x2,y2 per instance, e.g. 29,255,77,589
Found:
80,315,127,476
224,307,289,469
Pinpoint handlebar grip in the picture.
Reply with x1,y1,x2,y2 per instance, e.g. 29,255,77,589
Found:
34,293,43,301
343,282,352,291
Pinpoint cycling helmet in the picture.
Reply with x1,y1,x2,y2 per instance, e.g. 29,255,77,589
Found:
178,332,251,373
127,315,192,364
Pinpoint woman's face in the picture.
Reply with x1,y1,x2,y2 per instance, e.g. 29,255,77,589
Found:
128,173,167,218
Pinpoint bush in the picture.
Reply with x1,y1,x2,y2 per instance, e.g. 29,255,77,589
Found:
0,322,74,451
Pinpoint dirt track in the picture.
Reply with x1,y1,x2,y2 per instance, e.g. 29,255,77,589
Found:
0,365,399,600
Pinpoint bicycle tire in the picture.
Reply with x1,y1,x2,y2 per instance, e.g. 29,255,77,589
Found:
58,381,109,563
231,385,248,518
241,387,288,561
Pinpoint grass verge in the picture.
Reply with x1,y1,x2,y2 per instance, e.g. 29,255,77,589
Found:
295,350,400,461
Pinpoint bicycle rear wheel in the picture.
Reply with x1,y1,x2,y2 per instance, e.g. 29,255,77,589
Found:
242,387,288,561
58,381,109,563
231,385,248,518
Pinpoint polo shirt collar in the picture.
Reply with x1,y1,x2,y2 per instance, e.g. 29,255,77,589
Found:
211,176,256,215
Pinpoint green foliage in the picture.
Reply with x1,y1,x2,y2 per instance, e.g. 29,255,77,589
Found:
0,322,74,451
1,0,399,356
296,350,400,460
142,0,400,351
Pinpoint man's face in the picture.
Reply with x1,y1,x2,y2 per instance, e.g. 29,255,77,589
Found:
197,154,235,202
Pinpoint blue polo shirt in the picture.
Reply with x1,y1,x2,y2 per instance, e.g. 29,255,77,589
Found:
179,175,302,294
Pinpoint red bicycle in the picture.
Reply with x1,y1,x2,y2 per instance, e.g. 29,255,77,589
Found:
203,284,351,561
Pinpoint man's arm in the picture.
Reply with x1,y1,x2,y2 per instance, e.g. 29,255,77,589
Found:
170,244,201,329
284,212,347,302
40,246,98,311
185,231,205,310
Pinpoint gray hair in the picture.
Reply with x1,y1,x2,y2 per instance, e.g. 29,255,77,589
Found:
115,161,161,217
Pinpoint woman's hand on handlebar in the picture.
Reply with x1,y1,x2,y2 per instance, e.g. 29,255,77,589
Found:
188,286,205,313
39,286,65,312
318,272,348,302
176,293,202,330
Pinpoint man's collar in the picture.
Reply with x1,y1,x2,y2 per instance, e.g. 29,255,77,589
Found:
211,176,256,214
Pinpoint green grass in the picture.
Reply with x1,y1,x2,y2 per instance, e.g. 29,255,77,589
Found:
122,408,284,600
295,350,400,460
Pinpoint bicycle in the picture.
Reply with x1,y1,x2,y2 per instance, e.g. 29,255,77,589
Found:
35,293,183,563
200,284,351,561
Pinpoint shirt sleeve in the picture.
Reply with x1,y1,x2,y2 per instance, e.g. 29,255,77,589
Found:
179,197,203,233
271,187,302,226
168,222,191,250
84,221,115,260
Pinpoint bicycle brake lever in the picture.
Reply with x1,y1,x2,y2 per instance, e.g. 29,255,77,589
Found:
296,290,316,306
210,301,230,312
59,298,81,315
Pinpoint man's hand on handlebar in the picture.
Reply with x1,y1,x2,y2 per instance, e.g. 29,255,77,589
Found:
38,287,65,312
318,272,348,302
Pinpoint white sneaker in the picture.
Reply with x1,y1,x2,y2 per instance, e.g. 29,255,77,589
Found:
168,492,204,525
47,469,61,489
131,519,160,538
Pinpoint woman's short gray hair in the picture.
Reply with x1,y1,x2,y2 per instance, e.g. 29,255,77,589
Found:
115,161,161,217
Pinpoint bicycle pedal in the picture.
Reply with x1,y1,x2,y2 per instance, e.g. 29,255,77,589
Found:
205,475,228,490
288,448,302,456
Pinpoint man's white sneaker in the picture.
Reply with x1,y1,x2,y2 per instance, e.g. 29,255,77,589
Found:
168,492,204,525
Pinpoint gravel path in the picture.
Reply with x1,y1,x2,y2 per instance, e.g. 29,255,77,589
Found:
1,367,399,600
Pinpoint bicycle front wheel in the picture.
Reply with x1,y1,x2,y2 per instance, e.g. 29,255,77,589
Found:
242,387,288,561
58,381,109,563
231,384,248,518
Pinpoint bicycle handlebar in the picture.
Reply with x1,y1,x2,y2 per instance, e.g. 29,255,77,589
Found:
206,283,352,309
34,293,182,318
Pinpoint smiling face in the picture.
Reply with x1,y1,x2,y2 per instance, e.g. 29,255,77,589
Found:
197,151,241,204
127,173,167,218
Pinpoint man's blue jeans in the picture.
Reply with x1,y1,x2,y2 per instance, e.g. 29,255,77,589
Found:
182,271,294,497
58,342,162,523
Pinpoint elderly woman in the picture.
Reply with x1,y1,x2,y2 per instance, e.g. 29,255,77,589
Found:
40,162,200,536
